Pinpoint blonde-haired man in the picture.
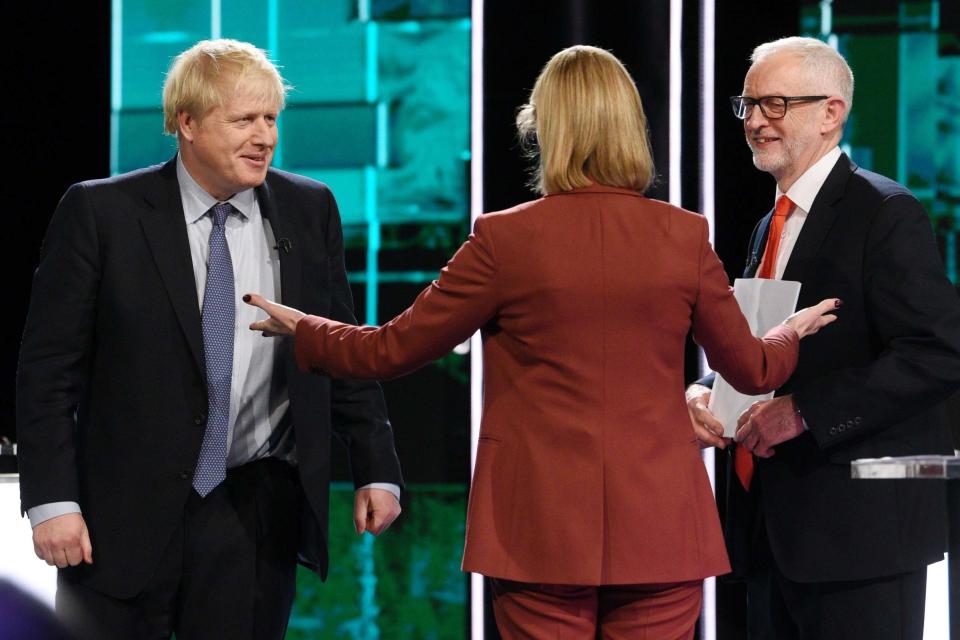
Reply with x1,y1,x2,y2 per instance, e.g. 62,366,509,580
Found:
17,39,403,639
688,36,960,639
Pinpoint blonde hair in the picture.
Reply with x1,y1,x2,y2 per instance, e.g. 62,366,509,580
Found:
162,39,289,136
751,36,854,114
516,45,654,195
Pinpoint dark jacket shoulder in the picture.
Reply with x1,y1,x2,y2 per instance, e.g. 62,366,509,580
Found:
848,164,913,200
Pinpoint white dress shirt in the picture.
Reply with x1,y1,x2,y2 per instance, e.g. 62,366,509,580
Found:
768,146,843,277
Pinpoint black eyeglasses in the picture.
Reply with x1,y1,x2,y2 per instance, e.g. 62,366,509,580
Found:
730,95,829,120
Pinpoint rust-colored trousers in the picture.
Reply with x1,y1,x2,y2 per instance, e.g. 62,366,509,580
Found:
490,578,702,639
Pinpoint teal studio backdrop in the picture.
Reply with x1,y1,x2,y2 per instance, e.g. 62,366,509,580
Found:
111,1,472,638
798,0,959,283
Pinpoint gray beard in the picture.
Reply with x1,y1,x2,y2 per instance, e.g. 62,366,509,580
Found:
750,138,807,178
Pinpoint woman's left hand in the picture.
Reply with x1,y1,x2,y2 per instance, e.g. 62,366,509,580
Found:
243,293,306,337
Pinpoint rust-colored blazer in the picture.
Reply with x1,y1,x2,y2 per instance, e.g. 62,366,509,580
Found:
295,184,798,585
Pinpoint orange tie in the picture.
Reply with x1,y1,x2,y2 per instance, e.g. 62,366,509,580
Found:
735,195,793,491
756,195,793,279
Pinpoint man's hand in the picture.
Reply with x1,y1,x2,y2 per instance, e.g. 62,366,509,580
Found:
353,488,401,536
735,394,804,458
686,385,729,449
33,513,93,568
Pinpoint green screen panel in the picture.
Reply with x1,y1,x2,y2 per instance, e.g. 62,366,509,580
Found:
280,0,356,30
840,33,900,179
300,168,370,225
801,1,959,282
289,484,467,640
371,0,470,20
282,104,379,169
115,109,178,173
376,21,470,223
119,1,210,109
220,0,271,47
279,22,370,104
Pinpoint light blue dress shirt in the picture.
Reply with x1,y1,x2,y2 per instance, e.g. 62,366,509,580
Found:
28,157,398,527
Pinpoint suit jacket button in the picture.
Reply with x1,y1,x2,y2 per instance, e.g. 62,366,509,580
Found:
830,427,837,435
180,471,189,480
846,420,854,428
194,415,204,425
854,417,862,425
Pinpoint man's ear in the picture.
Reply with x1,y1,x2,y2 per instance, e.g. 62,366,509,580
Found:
178,110,198,143
821,97,847,135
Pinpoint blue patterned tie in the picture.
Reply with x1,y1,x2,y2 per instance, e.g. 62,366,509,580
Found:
193,202,235,496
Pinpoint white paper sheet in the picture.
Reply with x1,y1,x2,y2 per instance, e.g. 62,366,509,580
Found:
708,278,801,437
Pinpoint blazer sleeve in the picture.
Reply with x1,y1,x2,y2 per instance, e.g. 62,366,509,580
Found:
320,191,403,488
794,193,960,448
690,216,770,391
295,214,500,380
16,184,101,511
690,217,799,395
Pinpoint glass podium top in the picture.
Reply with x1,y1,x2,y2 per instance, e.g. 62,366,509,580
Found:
851,454,960,480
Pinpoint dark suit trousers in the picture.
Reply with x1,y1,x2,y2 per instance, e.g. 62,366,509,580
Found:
747,523,927,640
56,458,301,640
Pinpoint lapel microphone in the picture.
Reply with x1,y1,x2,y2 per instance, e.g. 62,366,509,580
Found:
277,238,292,254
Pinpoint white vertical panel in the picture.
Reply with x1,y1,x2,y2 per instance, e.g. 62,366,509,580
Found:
469,1,485,638
699,0,718,637
669,0,683,206
211,0,221,39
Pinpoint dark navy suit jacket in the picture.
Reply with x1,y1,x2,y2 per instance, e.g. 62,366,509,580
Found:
716,153,960,582
16,158,403,596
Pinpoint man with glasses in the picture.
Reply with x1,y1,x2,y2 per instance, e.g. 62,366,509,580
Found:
687,36,960,639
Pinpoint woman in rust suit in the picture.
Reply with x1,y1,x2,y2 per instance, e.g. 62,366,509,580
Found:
244,46,837,639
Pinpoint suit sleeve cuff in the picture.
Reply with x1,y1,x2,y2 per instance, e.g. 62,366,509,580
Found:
685,383,712,403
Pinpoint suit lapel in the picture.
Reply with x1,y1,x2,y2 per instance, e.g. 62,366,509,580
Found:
781,154,855,283
257,177,303,309
140,159,204,372
744,212,773,277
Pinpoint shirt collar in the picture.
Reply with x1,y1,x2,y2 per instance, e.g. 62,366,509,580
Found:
176,154,257,224
776,146,842,213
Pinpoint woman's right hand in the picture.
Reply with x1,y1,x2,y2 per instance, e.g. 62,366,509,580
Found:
244,293,306,337
783,298,842,338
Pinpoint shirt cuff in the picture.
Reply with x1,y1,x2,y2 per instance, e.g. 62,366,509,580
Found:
792,396,809,431
357,483,401,502
685,383,712,403
27,502,81,528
